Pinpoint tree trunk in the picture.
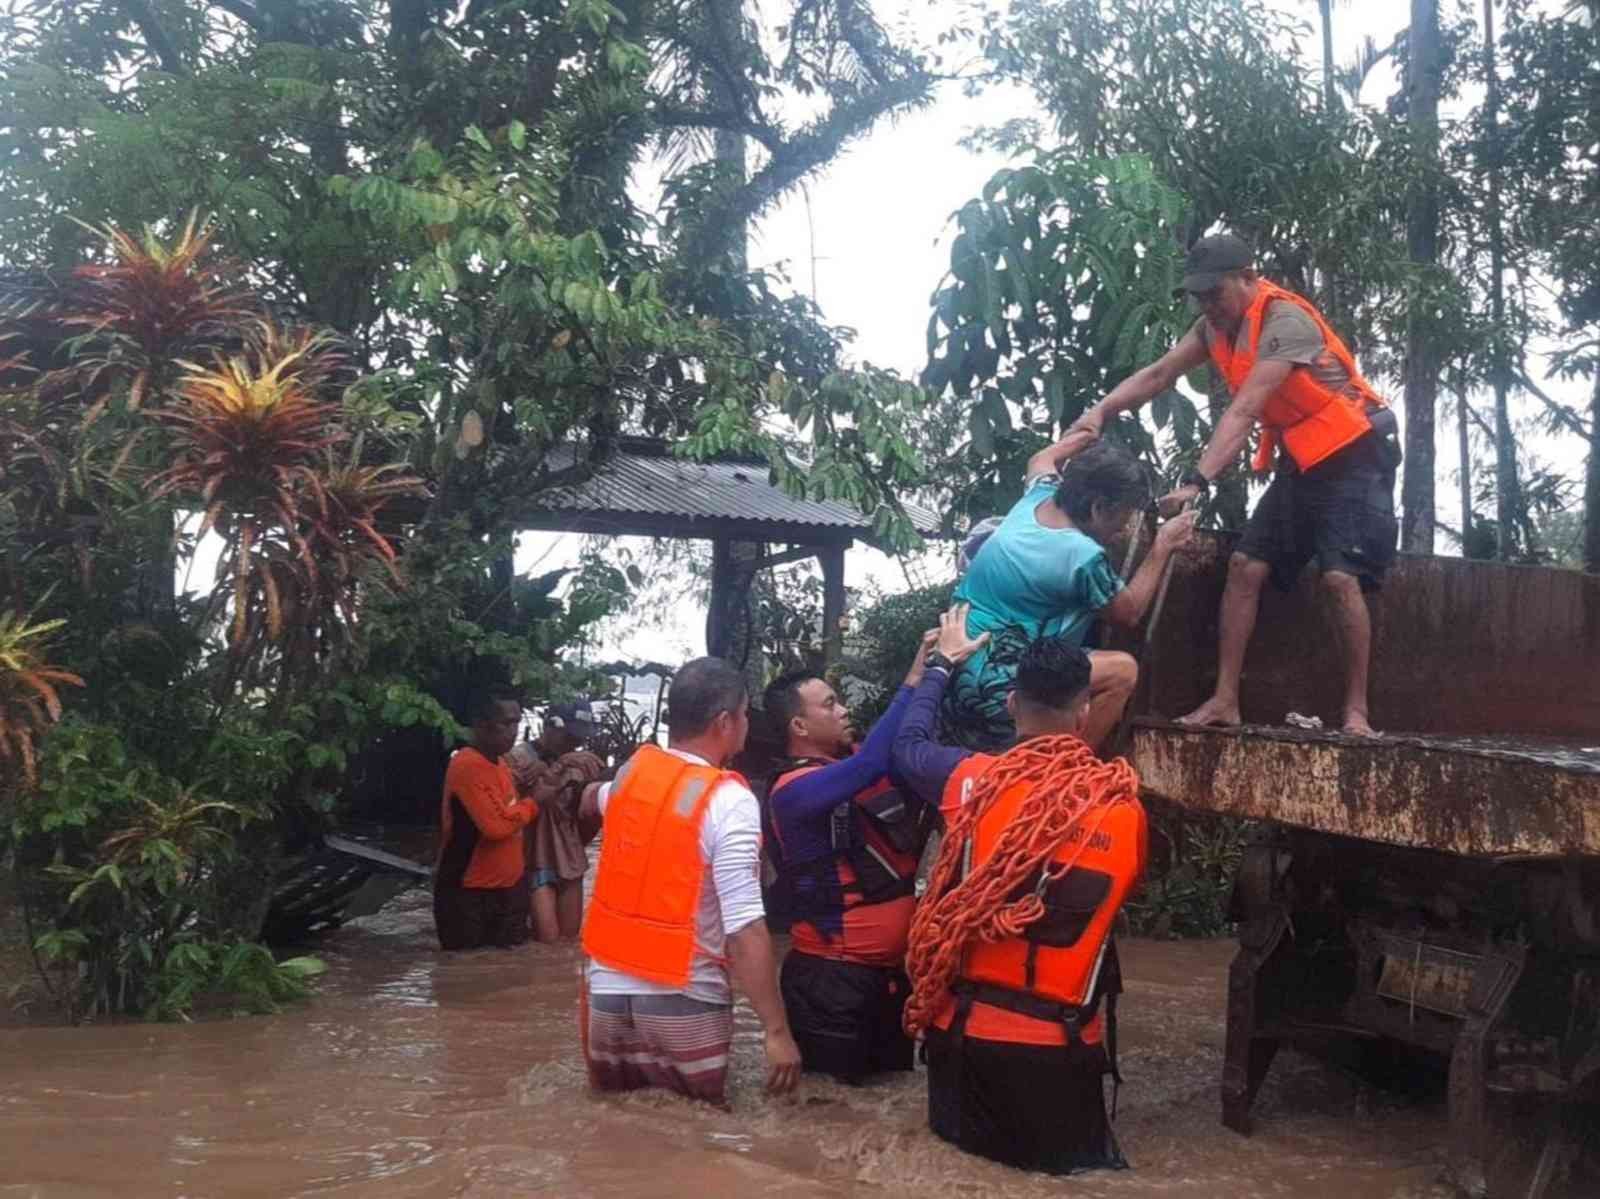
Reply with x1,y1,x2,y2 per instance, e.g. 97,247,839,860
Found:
1483,0,1521,560
709,0,749,272
1586,368,1600,573
1457,377,1473,553
1318,0,1337,110
1401,0,1444,554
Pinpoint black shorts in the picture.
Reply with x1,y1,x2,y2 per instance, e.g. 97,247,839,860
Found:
1236,433,1399,593
433,880,530,950
780,950,915,1083
924,1025,1126,1175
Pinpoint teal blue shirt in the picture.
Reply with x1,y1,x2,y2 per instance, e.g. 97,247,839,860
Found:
946,476,1124,747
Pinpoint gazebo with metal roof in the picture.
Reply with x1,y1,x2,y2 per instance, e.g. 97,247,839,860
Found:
509,436,939,665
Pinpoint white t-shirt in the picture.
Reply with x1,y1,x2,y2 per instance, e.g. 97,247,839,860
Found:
585,747,765,1006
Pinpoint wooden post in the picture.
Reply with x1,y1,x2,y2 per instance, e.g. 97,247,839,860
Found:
707,537,730,657
820,543,847,665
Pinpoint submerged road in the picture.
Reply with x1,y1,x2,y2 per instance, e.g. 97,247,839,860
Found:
1,890,1462,1197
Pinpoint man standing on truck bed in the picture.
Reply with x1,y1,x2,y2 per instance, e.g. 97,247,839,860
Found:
1071,234,1401,736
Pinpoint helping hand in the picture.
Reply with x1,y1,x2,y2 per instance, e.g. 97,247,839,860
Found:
1068,407,1105,438
1157,484,1202,518
902,629,940,687
935,602,990,666
556,750,605,786
1154,507,1199,552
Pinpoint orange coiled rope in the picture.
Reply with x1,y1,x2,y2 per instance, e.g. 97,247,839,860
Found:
902,734,1140,1037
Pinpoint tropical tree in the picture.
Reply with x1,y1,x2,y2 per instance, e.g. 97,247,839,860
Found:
0,222,435,1019
1497,0,1600,571
0,0,944,553
919,152,1202,523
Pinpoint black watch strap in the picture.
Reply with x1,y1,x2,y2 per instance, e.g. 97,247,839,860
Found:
1181,469,1211,494
924,650,956,674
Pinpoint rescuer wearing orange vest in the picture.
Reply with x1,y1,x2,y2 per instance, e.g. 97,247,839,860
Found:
577,657,802,1104
759,638,945,1084
1072,234,1401,736
893,607,1147,1175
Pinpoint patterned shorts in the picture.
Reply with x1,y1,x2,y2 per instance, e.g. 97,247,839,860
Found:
582,988,734,1105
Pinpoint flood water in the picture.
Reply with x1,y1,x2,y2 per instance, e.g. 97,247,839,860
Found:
0,883,1484,1199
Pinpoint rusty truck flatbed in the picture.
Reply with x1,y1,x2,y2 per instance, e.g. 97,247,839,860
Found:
1131,719,1600,858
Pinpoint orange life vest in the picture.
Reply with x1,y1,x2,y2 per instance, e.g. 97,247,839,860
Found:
764,761,928,923
582,743,731,988
937,753,1147,1044
1208,280,1388,473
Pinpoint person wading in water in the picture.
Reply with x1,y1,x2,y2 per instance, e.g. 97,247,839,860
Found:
433,685,539,951
506,702,604,942
894,609,1147,1175
1070,233,1401,736
760,633,953,1084
577,657,801,1104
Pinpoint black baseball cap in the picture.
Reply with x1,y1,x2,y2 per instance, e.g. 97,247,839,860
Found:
1178,234,1253,294
545,701,595,735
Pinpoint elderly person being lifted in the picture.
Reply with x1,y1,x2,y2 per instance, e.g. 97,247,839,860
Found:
1071,234,1401,736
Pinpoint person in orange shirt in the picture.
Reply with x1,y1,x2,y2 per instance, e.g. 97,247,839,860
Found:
433,685,538,951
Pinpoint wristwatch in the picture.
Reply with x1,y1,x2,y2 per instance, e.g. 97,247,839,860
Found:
1180,468,1211,495
923,650,957,674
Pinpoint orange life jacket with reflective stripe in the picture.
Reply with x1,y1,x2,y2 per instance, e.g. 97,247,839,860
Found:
938,753,1147,1037
582,743,732,987
1208,280,1388,473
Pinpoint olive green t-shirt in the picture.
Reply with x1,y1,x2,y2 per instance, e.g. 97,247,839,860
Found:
1192,299,1359,399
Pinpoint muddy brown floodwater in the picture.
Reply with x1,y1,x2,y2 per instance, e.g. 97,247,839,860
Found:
1,889,1465,1198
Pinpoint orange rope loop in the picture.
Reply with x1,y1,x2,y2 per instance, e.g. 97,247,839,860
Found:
902,734,1139,1037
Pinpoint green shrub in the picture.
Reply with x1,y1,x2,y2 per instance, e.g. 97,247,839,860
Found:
839,580,955,728
1124,799,1248,939
9,716,323,1021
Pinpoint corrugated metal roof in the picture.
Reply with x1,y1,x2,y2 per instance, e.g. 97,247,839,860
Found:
529,440,942,537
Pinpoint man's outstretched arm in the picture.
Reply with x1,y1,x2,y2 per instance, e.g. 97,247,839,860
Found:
890,604,989,807
1074,326,1210,434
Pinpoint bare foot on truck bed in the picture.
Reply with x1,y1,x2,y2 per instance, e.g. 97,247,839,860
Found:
1175,698,1242,728
1341,711,1382,738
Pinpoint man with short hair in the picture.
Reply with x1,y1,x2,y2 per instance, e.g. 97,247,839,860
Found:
759,636,945,1083
894,612,1147,1175
1072,233,1401,735
433,685,539,951
579,657,801,1104
507,701,604,942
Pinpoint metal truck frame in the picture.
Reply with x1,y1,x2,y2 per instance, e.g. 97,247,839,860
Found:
1119,534,1600,1198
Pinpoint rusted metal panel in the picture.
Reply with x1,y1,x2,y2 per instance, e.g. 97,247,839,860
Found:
1117,531,1600,739
1131,721,1600,857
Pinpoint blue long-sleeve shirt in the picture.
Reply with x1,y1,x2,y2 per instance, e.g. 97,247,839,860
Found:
891,668,972,811
768,683,916,863
767,684,919,959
